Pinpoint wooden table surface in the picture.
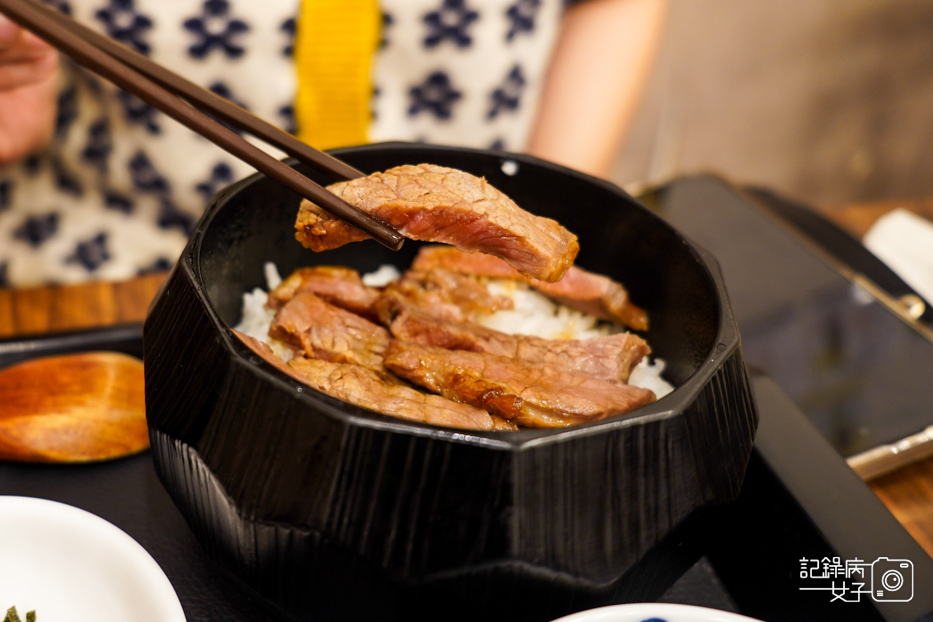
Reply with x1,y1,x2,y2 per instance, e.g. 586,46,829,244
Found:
1,198,932,563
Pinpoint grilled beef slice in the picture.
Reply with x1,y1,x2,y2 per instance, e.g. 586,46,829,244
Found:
269,291,389,370
233,331,512,431
268,266,380,319
411,245,649,331
374,267,513,324
294,163,579,282
383,297,650,384
384,341,656,428
287,356,515,431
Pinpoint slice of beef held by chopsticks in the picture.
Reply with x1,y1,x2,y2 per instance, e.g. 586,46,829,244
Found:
269,290,389,370
411,245,649,332
384,341,656,428
267,266,380,320
232,331,514,431
375,267,513,324
382,296,650,384
295,163,579,282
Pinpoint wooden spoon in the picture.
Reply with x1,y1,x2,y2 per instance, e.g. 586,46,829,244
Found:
0,351,148,463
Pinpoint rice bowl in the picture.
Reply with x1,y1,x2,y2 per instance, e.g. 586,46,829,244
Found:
142,142,758,622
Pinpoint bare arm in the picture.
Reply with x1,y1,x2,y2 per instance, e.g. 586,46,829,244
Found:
0,13,59,164
526,0,667,177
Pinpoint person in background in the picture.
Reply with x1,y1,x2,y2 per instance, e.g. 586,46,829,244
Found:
0,0,666,287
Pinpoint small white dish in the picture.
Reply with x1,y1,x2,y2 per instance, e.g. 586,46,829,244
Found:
552,603,763,622
0,496,185,621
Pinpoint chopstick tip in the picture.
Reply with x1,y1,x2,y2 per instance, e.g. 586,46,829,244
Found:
382,233,405,252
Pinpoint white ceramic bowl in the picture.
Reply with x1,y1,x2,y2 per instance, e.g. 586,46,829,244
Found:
0,496,185,622
552,603,763,622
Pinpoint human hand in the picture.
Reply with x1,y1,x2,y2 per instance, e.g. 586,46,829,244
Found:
526,0,666,178
0,12,59,164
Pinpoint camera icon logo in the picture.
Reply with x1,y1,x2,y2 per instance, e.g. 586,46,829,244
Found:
872,557,913,602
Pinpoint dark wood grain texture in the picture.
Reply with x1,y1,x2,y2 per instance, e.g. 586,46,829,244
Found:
0,272,166,337
820,196,933,240
869,457,933,558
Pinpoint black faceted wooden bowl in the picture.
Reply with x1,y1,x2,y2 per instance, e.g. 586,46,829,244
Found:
143,143,758,622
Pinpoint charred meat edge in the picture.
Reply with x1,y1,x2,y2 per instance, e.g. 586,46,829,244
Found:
384,340,656,428
269,291,389,371
376,267,514,323
379,293,650,384
267,265,380,320
233,330,516,431
411,245,649,331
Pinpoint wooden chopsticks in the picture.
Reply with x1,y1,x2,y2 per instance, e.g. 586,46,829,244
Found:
0,0,405,251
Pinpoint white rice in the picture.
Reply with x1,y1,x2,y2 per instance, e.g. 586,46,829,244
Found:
235,263,674,398
628,359,675,399
361,264,402,287
235,263,294,362
481,279,611,341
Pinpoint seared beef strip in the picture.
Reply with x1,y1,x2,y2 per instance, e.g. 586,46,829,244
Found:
234,331,513,431
287,356,516,431
382,296,650,384
269,291,389,370
268,266,380,320
374,267,513,323
411,245,649,331
383,341,656,428
294,163,579,282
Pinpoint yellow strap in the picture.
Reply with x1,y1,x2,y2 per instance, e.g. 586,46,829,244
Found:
294,0,379,150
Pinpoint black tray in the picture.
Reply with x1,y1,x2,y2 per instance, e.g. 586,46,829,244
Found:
2,365,930,620
2,177,932,620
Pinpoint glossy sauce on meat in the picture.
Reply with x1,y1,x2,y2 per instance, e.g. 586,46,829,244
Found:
246,258,659,430
383,341,656,428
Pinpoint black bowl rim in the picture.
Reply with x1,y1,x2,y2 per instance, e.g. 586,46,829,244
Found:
182,142,740,450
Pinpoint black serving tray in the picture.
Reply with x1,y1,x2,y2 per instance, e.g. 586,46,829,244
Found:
1,177,931,620
1,364,930,621
709,374,933,622
0,322,143,370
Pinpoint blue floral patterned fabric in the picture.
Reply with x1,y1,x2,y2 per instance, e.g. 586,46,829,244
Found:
0,0,572,286
370,0,565,152
0,0,298,286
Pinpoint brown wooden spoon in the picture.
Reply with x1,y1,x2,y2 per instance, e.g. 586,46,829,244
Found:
0,351,149,463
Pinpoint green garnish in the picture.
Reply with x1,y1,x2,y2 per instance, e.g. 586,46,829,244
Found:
4,606,35,622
